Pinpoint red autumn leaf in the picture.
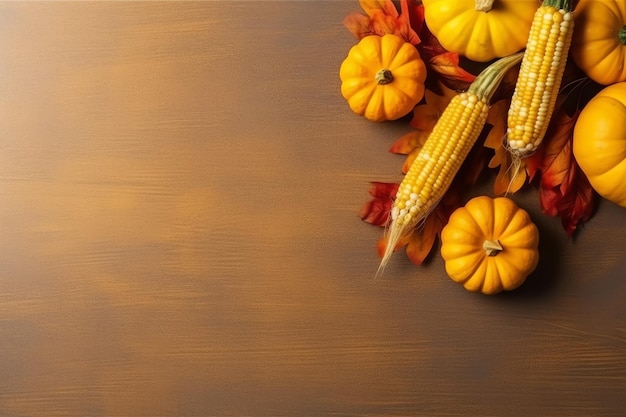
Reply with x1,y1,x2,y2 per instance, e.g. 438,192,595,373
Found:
400,0,425,37
360,182,398,227
537,108,597,236
525,148,544,183
343,0,420,45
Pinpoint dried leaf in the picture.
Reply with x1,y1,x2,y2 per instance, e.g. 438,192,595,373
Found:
375,204,445,266
400,0,425,36
416,27,475,91
483,99,528,195
409,83,458,131
493,156,527,195
404,211,441,265
428,52,476,86
359,0,398,17
343,0,420,45
343,13,377,39
389,130,429,155
540,114,575,191
360,182,398,227
524,148,544,183
389,130,430,173
537,108,597,236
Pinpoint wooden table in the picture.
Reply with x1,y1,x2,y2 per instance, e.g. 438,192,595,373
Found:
1,2,625,416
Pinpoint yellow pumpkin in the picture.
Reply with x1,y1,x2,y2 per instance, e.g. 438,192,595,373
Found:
339,34,427,122
421,0,537,62
571,0,626,86
573,82,626,208
440,196,540,295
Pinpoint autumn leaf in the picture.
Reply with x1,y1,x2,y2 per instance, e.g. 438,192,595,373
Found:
536,108,597,236
428,52,476,89
360,182,398,227
388,130,430,173
361,180,451,265
400,0,425,36
376,207,441,265
343,0,420,45
374,199,450,265
483,99,529,195
409,82,458,131
524,149,544,183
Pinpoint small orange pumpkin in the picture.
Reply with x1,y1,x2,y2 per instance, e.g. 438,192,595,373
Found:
440,196,540,295
571,0,626,86
339,34,427,122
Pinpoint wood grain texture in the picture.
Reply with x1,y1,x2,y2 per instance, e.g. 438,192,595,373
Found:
0,2,625,416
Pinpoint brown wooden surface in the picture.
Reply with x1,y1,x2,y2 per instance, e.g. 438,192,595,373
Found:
1,2,626,416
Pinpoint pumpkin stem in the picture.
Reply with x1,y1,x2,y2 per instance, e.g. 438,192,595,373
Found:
474,0,494,12
483,239,503,257
619,25,626,45
375,69,394,85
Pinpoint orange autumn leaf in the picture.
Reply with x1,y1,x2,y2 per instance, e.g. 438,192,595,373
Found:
409,82,458,131
536,107,597,236
483,99,528,195
389,130,430,173
343,0,420,45
428,52,476,87
375,201,448,265
403,203,447,265
389,130,429,155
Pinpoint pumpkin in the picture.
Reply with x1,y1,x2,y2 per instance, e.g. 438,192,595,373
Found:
571,0,626,86
339,34,427,122
573,82,626,208
440,196,540,295
421,0,537,62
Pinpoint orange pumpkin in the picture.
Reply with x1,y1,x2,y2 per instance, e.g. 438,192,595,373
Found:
339,34,427,122
573,82,626,208
440,196,540,295
571,0,626,85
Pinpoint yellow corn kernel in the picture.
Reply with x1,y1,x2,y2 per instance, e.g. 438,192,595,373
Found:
377,53,523,277
506,0,574,157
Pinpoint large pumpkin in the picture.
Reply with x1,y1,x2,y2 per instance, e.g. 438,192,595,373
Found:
339,34,427,122
571,0,626,86
573,82,626,208
421,0,537,62
440,196,540,295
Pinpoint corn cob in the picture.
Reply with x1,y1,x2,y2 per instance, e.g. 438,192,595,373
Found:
505,0,574,158
377,52,523,277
